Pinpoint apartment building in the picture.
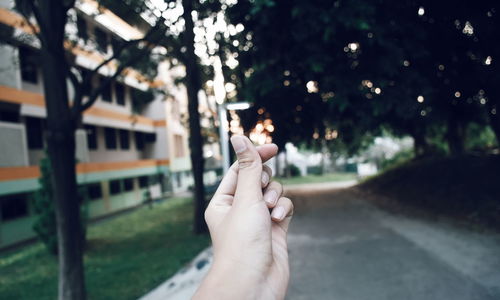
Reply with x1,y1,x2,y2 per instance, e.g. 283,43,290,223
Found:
0,1,197,249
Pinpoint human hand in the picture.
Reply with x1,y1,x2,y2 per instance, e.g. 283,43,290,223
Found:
193,135,293,300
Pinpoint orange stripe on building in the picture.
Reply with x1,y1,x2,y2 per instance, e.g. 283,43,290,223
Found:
0,159,170,182
0,8,38,34
0,85,157,127
0,85,45,107
0,8,164,88
153,120,167,127
0,166,40,181
84,105,155,127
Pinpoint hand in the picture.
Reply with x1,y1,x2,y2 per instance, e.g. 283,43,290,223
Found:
193,135,294,300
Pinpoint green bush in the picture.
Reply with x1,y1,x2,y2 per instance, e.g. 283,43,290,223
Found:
307,165,323,175
286,164,301,177
380,148,415,171
32,156,88,255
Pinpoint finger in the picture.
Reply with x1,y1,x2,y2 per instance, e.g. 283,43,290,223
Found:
256,144,278,163
214,144,278,197
263,181,283,208
231,135,263,205
261,164,273,189
271,197,294,232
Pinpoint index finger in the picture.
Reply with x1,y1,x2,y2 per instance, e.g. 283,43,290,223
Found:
214,143,278,197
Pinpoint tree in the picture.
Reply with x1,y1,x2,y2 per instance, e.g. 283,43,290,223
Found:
182,0,207,234
14,1,167,299
224,0,499,157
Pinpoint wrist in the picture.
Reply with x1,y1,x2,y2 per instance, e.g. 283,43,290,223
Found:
193,258,263,300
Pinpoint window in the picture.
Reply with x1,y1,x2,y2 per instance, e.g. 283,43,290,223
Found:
119,130,129,150
145,133,156,143
86,183,102,200
0,102,20,123
123,178,134,191
25,117,44,149
100,77,113,103
85,125,98,150
111,35,122,54
138,176,149,188
19,47,38,84
115,83,125,106
76,15,88,41
0,193,29,221
109,180,122,195
174,134,185,157
80,68,93,96
135,132,144,150
94,27,108,53
104,127,117,149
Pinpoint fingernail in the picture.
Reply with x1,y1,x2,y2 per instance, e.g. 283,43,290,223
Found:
264,190,277,205
231,136,247,153
272,206,285,220
261,172,269,186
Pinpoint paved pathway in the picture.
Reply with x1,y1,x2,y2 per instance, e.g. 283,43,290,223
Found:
140,182,500,300
287,188,500,300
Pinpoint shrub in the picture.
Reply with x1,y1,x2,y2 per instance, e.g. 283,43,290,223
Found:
286,164,301,177
32,156,88,255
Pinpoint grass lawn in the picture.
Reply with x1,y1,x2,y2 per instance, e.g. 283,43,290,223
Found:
0,197,210,300
278,172,358,186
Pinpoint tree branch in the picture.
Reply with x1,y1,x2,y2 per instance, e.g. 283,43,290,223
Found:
17,4,42,43
75,16,166,113
87,16,165,78
79,43,159,112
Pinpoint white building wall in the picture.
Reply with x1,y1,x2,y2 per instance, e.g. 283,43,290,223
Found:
0,44,20,89
0,121,28,167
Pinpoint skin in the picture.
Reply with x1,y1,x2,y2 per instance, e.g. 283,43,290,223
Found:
193,135,294,300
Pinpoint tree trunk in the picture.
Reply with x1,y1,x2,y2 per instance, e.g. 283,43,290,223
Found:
487,94,500,146
37,3,86,300
411,131,429,158
489,111,500,147
446,113,466,156
284,148,291,178
275,151,281,177
182,0,207,234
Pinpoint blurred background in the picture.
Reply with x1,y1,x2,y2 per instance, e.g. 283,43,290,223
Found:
0,0,499,299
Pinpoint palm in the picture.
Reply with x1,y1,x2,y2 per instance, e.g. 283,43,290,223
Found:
208,193,290,299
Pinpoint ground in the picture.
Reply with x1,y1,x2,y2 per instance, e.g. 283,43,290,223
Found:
143,181,500,300
286,184,500,300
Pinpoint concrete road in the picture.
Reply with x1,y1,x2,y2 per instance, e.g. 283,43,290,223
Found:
286,187,500,300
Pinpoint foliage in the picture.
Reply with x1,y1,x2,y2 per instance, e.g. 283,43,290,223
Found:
379,148,415,172
465,122,498,151
32,157,58,255
222,0,500,155
131,88,157,114
32,157,88,256
361,155,500,230
278,172,358,185
285,164,301,177
306,165,323,176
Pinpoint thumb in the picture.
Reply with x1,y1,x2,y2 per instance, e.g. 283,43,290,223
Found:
230,135,263,205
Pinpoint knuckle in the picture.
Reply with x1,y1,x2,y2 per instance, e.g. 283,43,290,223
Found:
238,156,261,169
269,181,283,193
282,197,294,213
